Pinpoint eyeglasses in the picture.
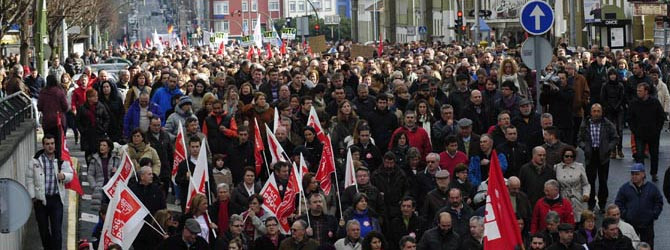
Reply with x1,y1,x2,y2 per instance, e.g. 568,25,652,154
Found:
266,223,278,227
291,228,303,231
563,155,575,158
233,224,244,227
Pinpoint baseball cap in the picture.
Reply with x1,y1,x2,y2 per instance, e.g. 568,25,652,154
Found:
630,163,645,173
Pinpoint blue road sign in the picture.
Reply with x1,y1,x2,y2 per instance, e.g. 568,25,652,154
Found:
519,1,554,35
418,26,428,34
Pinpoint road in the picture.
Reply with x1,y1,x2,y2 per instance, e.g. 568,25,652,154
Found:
61,128,670,248
134,0,169,42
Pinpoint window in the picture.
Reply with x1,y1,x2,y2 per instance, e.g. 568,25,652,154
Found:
223,21,230,32
243,20,249,33
251,0,258,12
298,2,305,11
213,1,228,15
214,21,224,32
269,0,280,11
252,20,257,29
324,0,332,11
289,1,296,12
313,0,321,10
242,0,248,11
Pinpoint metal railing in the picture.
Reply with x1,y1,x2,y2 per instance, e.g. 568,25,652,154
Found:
0,92,32,143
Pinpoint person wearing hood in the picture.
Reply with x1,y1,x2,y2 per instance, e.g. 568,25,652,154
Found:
600,69,626,159
203,99,238,156
151,72,184,115
26,134,74,250
165,95,198,140
97,80,125,142
76,89,110,161
37,75,68,158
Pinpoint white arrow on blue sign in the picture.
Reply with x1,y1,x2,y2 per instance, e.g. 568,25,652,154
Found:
519,0,554,36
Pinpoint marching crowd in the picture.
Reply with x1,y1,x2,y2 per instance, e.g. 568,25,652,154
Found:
4,38,670,250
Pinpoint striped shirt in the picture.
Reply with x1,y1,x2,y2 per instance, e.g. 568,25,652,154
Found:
41,154,59,196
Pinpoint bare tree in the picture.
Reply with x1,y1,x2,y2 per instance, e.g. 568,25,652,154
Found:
0,0,33,43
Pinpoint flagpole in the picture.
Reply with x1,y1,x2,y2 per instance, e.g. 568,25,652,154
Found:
261,150,271,178
146,213,167,235
182,122,192,177
328,135,344,221
301,190,311,228
143,221,168,238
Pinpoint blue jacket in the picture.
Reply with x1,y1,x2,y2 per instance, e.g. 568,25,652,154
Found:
150,86,183,115
123,100,163,139
615,181,663,227
468,153,507,187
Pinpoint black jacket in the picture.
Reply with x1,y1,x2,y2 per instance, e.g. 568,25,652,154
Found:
367,107,399,152
341,183,385,217
512,113,543,148
130,181,166,215
229,141,255,184
462,102,497,135
230,182,262,212
587,233,634,250
422,188,450,221
157,234,210,250
254,234,287,250
461,235,483,250
629,96,666,140
388,214,427,250
518,162,556,207
496,140,530,178
204,114,236,155
540,84,575,129
76,102,110,154
146,130,174,180
457,133,481,157
297,212,340,246
600,79,626,114
371,166,410,219
417,227,461,250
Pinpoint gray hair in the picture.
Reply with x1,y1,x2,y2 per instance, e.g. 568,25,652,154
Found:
217,183,229,192
541,113,553,120
230,214,244,224
637,242,651,250
544,179,559,190
470,216,484,226
426,152,440,162
345,219,360,229
139,166,153,175
293,219,308,229
545,211,560,224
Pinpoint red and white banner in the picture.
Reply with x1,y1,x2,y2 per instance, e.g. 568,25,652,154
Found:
253,118,265,176
299,153,309,177
276,164,302,234
260,173,282,216
265,124,288,166
98,183,149,250
58,114,83,195
103,149,135,199
273,107,280,134
308,107,336,195
483,150,524,250
185,138,210,213
344,147,357,192
171,121,187,184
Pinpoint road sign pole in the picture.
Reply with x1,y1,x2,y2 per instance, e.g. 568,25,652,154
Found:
534,37,542,113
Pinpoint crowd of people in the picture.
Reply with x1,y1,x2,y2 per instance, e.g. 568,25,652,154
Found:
5,38,670,250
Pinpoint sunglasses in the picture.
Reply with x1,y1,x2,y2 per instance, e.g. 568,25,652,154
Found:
563,155,575,158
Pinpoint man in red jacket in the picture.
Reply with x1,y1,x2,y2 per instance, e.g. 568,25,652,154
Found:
389,110,432,160
530,179,575,234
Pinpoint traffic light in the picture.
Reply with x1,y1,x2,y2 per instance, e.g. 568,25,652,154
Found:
455,11,463,33
315,24,320,34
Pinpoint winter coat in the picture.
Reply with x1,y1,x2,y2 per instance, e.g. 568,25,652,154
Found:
432,119,458,152
569,74,590,117
367,107,399,150
129,181,166,215
388,214,427,249
76,102,110,154
436,204,476,238
587,232,635,250
652,80,670,112
25,74,45,98
342,208,381,238
530,196,575,234
87,153,121,205
468,152,508,187
540,84,575,129
389,126,432,160
231,182,262,212
145,130,174,180
37,86,68,129
417,227,461,250
511,113,543,148
124,85,152,111
164,106,198,140
341,184,385,217
629,96,666,140
614,181,664,228
150,86,183,115
203,113,238,156
600,79,626,115
577,117,618,164
329,116,359,148
518,163,556,207
370,166,410,219
123,100,163,139
99,84,125,142
496,140,530,178
25,150,73,206
422,188,450,221
126,142,161,175
462,102,497,135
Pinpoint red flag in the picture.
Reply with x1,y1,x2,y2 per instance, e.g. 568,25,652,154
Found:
253,118,265,175
483,150,523,249
276,164,302,234
185,138,210,213
247,46,255,60
182,33,188,48
99,183,150,250
171,121,187,183
260,173,282,215
216,41,225,55
266,43,273,60
377,35,383,56
145,37,152,48
123,36,128,49
280,39,286,55
308,107,336,195
102,149,136,199
58,114,83,195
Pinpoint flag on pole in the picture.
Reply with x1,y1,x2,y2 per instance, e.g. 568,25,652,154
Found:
377,34,384,56
253,118,265,175
279,40,287,55
171,121,187,184
265,124,288,165
483,149,524,250
247,45,255,60
299,153,309,177
98,183,150,250
266,43,273,60
260,173,282,215
253,15,263,48
216,41,225,55
185,138,210,213
57,114,83,195
344,147,357,192
276,164,302,234
272,107,280,133
145,37,152,48
103,149,136,199
308,107,336,195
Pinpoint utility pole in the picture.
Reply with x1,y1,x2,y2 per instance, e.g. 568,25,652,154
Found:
474,0,479,44
569,0,576,46
62,19,69,61
35,0,47,76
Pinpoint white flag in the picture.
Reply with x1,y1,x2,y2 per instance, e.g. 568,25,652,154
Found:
98,183,150,250
265,124,288,165
344,147,358,192
253,15,263,48
102,149,136,199
185,138,210,213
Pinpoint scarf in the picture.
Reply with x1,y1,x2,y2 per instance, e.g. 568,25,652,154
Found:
86,103,97,127
217,200,230,236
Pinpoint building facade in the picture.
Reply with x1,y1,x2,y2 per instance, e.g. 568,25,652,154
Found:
208,0,282,37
